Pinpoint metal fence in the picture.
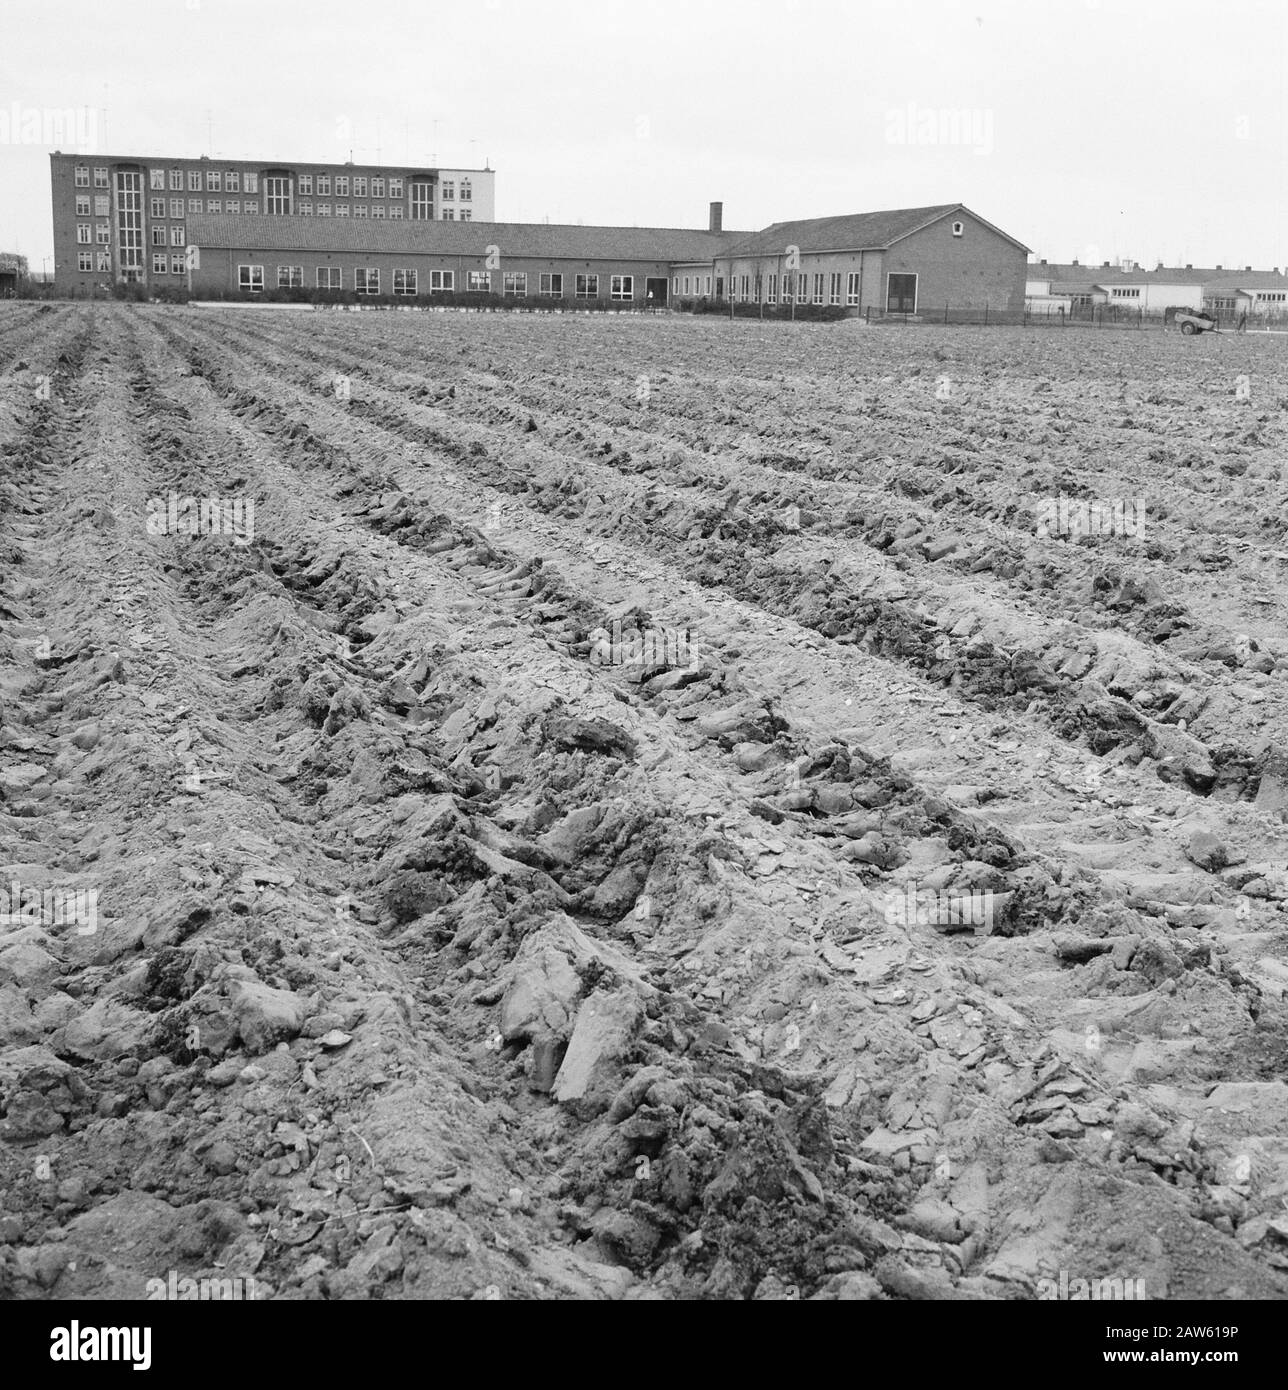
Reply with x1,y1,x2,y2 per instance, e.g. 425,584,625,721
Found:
865,303,1288,331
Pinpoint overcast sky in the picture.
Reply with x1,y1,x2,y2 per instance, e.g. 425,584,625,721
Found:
2,0,1285,270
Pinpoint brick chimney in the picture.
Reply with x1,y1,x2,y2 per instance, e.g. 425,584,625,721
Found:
709,201,723,234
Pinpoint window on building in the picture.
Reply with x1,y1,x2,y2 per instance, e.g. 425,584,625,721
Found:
299,174,313,196
263,176,292,215
238,264,264,292
672,276,679,295
461,209,472,221
372,177,385,197
96,224,111,244
441,209,455,221
77,250,92,270
170,169,183,190
767,273,778,304
372,205,386,218
151,226,167,246
353,177,367,197
441,180,454,200
226,199,239,214
76,224,91,244
887,272,917,312
829,272,842,305
753,274,762,301
207,200,221,214
171,253,185,275
299,201,312,216
393,269,417,295
97,251,111,272
355,267,380,295
244,200,258,213
207,172,221,191
94,167,108,187
244,173,258,193
277,265,303,288
336,205,349,217
951,220,964,237
812,273,824,304
317,267,342,289
150,169,165,190
76,195,90,215
683,275,691,295
189,171,202,191
150,198,165,218
742,274,751,300
354,205,367,218
171,226,185,246
96,195,110,217
335,175,349,196
74,165,89,186
459,180,472,201
504,271,527,297
317,204,331,216
705,276,711,294
430,270,454,291
846,271,861,306
188,198,202,214
317,174,330,195
540,273,563,296
152,253,168,274
575,273,599,298
388,205,401,219
468,270,491,292
410,181,432,219
170,197,183,218
388,178,402,197
610,274,633,300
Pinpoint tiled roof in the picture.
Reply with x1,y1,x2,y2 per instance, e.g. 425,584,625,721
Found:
186,214,747,262
719,204,1030,257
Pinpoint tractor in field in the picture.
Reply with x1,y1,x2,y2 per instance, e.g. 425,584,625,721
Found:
1165,306,1217,335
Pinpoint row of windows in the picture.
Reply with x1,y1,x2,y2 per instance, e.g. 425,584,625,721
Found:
294,204,411,219
152,253,194,274
673,270,863,306
74,195,110,216
77,250,113,271
233,266,630,297
76,166,475,202
296,174,410,198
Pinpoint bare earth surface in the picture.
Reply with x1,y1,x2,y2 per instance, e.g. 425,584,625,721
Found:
1,301,1286,1301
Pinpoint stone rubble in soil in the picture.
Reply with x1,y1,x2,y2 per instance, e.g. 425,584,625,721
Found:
1,301,1287,1301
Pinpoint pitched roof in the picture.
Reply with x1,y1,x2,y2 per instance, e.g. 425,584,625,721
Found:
719,204,1030,258
186,214,746,262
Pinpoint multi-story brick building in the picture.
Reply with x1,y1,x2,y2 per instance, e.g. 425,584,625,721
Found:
49,152,494,292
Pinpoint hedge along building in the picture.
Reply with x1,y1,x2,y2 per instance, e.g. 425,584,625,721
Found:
672,204,1029,315
183,213,746,302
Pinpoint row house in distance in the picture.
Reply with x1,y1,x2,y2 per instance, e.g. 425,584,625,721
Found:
49,151,495,293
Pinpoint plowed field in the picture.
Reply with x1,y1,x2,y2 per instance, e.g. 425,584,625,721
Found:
2,302,1287,1301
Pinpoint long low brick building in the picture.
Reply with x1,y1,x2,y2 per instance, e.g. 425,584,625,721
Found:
184,213,746,304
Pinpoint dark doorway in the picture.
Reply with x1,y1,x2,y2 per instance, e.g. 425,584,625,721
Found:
646,277,667,306
887,273,917,313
